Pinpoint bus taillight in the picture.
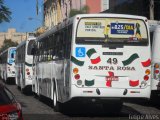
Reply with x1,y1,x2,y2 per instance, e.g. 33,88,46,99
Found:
74,74,80,80
145,69,150,75
73,68,79,74
144,75,149,81
27,72,30,75
154,63,160,80
26,68,29,72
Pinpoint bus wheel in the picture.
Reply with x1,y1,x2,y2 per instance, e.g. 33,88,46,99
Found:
53,87,61,112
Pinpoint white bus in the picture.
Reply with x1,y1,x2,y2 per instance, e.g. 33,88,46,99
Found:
32,14,151,112
149,24,160,97
15,37,36,93
0,47,16,84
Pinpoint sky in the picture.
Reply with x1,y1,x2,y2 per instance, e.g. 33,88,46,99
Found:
0,0,43,33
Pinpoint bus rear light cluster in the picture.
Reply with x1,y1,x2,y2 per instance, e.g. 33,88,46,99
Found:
73,67,82,85
143,69,150,81
26,68,30,76
8,67,10,71
73,68,80,80
154,63,160,80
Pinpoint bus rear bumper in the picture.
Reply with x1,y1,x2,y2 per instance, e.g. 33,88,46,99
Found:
71,85,151,99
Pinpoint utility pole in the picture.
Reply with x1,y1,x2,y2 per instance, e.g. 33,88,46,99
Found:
150,0,154,20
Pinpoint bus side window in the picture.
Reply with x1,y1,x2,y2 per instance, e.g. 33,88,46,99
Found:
58,31,63,59
63,29,67,59
55,33,61,59
51,34,56,60
66,25,72,59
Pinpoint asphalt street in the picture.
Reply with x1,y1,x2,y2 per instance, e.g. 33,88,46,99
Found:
1,80,160,120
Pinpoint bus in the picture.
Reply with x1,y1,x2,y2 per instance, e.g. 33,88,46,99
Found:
15,37,36,93
149,23,160,97
0,47,16,84
32,14,151,112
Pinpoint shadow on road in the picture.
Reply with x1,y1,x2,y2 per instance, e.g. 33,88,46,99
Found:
123,96,160,110
62,104,141,117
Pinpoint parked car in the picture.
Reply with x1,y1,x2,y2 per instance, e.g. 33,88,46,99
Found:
0,83,23,120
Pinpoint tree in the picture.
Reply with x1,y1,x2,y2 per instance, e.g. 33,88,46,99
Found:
0,39,18,52
69,5,89,17
0,0,11,23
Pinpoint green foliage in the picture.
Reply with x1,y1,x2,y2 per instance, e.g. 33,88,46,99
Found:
0,39,18,52
0,0,12,23
69,5,89,17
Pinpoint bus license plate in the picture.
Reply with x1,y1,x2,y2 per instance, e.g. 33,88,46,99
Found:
106,76,119,81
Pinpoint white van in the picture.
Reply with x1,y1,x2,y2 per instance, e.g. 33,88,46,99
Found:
150,25,160,96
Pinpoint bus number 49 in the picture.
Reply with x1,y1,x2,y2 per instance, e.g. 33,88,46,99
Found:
107,58,118,64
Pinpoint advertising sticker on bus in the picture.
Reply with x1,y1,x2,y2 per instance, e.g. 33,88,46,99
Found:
77,18,148,46
111,23,134,35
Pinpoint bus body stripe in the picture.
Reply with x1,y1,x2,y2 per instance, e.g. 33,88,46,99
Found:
141,59,151,67
87,48,97,58
91,56,101,64
122,53,139,66
85,79,95,86
71,56,84,66
25,62,32,67
129,80,139,87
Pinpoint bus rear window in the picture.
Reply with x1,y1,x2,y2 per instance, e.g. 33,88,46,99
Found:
76,18,148,46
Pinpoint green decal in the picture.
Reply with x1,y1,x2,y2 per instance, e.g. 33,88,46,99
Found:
87,48,97,58
25,62,33,67
85,79,95,86
71,56,84,66
122,53,139,66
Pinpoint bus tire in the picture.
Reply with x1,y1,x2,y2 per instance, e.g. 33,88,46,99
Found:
53,85,62,112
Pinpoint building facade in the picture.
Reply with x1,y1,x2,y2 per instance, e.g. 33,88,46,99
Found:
43,0,109,29
0,28,27,48
104,0,160,20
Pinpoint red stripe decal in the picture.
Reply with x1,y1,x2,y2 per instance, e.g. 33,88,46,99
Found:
141,59,151,67
106,71,114,87
106,80,112,87
129,80,139,87
91,56,101,64
108,71,114,76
